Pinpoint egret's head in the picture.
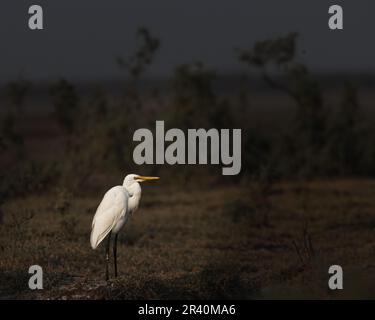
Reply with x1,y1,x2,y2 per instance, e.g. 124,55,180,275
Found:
123,174,160,187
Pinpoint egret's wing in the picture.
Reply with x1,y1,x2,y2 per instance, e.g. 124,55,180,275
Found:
90,186,128,249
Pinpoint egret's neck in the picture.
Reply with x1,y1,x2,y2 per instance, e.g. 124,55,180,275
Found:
124,182,142,214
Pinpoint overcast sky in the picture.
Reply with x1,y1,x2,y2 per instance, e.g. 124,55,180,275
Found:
0,0,374,81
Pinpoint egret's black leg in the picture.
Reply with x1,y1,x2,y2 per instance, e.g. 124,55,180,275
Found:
105,231,112,281
113,233,118,278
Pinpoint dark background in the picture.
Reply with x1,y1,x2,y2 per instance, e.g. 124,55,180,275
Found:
0,0,374,81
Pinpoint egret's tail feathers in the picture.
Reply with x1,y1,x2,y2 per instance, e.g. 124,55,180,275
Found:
90,223,112,249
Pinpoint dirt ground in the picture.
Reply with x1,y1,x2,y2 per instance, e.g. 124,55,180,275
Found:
1,178,375,299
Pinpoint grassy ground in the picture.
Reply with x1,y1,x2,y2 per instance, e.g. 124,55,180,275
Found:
1,179,375,299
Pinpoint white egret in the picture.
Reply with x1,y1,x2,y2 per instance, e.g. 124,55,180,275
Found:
90,174,160,280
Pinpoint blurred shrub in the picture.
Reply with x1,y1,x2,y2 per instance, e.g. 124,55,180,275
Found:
54,29,161,190
242,128,271,175
0,161,59,198
117,27,160,82
2,30,375,199
239,33,327,178
165,62,235,129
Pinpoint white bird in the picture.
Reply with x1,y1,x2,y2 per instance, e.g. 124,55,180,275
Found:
90,174,159,280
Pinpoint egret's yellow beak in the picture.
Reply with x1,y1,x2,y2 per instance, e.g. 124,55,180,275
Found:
136,176,160,181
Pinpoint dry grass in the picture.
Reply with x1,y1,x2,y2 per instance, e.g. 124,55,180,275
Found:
1,179,375,299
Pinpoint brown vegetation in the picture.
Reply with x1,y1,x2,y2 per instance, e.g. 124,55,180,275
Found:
1,30,375,299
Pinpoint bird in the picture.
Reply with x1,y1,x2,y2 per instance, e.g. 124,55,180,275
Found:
90,174,160,280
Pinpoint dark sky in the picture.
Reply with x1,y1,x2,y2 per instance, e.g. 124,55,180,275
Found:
0,0,374,81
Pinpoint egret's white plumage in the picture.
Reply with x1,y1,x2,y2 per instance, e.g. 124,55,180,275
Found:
90,174,159,260
90,186,129,249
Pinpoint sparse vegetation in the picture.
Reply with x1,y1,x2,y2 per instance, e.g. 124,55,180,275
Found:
0,30,375,299
0,180,374,299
